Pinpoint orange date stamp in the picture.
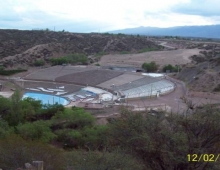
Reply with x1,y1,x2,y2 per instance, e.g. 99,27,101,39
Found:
187,154,220,162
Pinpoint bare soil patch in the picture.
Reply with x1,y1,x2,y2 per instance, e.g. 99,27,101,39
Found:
99,49,201,68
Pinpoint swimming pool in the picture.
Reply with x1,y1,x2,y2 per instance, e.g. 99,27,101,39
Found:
22,92,70,106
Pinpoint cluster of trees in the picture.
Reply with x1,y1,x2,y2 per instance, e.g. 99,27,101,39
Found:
50,53,88,66
163,64,180,72
1,90,220,169
141,62,181,73
142,61,158,72
0,91,107,149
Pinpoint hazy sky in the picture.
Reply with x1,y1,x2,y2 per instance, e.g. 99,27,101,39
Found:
0,0,220,32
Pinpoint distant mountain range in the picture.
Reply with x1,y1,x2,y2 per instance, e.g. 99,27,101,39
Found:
108,25,220,39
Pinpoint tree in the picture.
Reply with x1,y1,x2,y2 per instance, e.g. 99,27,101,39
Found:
16,120,56,143
0,119,14,139
51,107,95,130
4,90,23,126
0,96,11,116
142,61,158,72
3,91,43,125
20,97,42,122
163,64,179,72
107,105,220,170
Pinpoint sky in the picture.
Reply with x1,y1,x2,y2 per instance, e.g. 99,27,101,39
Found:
0,0,220,33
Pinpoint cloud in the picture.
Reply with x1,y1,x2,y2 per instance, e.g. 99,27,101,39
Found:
0,0,220,32
171,0,220,16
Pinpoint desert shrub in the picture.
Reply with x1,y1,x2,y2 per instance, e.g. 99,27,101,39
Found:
0,69,27,75
0,120,14,139
51,107,108,149
0,66,5,70
51,107,95,130
66,53,88,64
65,150,144,170
33,59,45,66
107,106,220,170
50,53,88,66
163,64,180,72
16,120,56,143
50,57,68,65
0,135,65,170
213,84,220,92
37,103,65,120
142,61,158,72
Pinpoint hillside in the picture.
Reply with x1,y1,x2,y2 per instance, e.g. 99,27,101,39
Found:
175,44,220,92
109,25,220,39
0,29,161,67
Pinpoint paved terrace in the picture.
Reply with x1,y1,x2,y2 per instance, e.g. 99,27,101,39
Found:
25,65,98,81
55,69,124,86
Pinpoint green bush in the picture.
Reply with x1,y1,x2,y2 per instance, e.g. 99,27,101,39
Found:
142,61,158,72
0,69,27,75
33,59,45,66
16,120,56,143
163,64,180,72
50,57,69,66
108,106,220,170
50,53,88,66
0,120,14,139
51,107,95,129
0,66,5,70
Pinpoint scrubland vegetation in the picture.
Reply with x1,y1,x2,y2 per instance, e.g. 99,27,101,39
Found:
50,53,88,66
0,66,27,75
1,90,220,169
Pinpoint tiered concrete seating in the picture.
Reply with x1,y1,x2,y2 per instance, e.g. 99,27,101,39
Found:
121,80,175,98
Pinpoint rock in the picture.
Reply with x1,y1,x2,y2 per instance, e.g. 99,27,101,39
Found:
25,162,34,169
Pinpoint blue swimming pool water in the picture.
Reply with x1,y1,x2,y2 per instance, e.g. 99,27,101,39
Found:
22,92,69,106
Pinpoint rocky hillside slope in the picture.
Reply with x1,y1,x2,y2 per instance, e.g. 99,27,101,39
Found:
176,43,220,92
0,29,161,67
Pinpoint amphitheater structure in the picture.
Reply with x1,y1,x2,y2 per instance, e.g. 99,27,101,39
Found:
23,65,176,104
